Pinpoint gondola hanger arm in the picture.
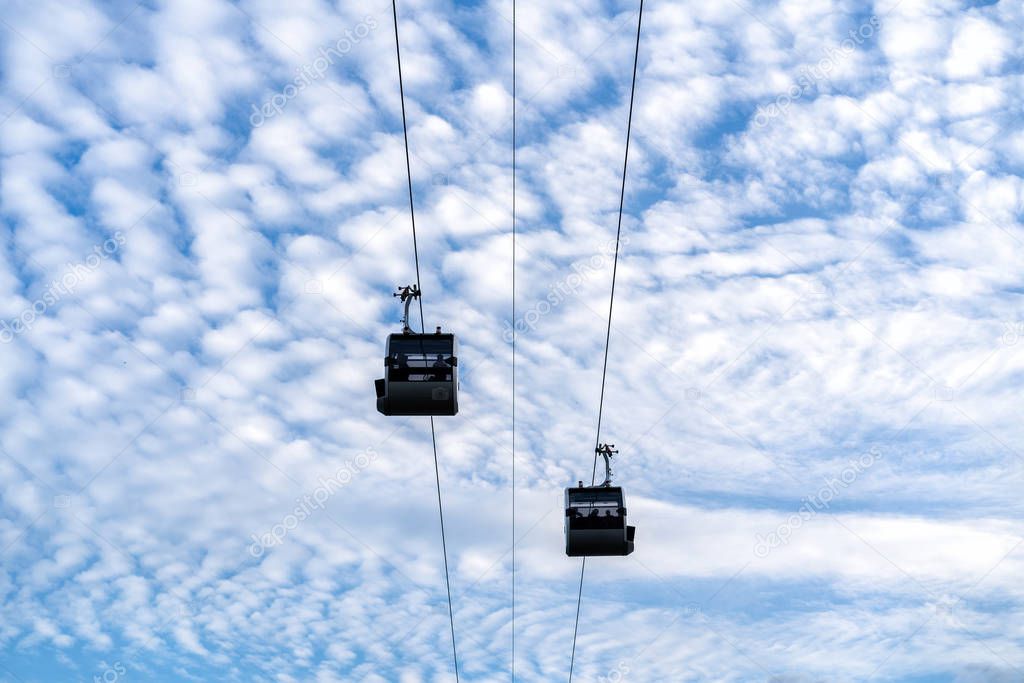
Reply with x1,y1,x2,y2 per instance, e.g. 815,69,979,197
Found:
394,284,421,334
595,443,618,487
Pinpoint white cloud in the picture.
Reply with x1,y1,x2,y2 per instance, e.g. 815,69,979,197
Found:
0,0,1023,680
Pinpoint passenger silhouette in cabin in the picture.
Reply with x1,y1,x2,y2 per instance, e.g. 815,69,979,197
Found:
431,353,448,381
396,352,410,381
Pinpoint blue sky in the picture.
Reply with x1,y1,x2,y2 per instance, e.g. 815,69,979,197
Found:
1,0,1023,681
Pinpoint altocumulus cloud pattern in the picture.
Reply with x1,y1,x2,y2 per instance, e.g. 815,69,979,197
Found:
1,0,1024,681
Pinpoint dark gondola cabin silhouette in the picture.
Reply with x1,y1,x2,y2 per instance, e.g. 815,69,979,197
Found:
565,444,636,556
375,285,459,416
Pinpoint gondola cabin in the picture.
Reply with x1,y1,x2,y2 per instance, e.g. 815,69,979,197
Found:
375,331,458,416
564,485,635,557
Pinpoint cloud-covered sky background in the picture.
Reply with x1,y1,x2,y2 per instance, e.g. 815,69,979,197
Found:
1,0,1023,681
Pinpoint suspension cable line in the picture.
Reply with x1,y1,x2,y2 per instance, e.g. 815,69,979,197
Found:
391,1,460,679
511,0,518,678
568,2,644,680
391,0,426,333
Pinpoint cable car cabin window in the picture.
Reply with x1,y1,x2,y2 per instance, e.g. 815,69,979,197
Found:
388,337,455,383
569,507,623,530
567,488,623,507
566,488,625,530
